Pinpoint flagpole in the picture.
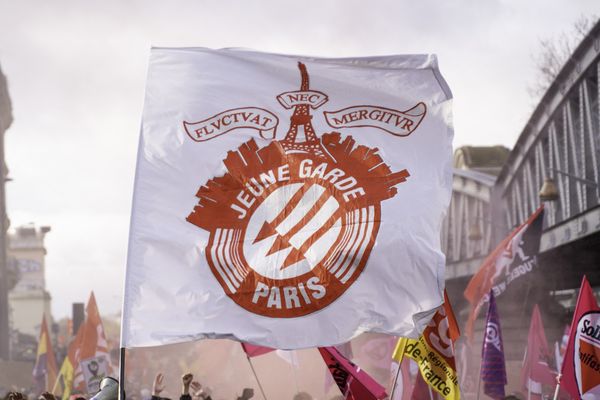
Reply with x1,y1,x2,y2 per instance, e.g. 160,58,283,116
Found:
388,361,402,400
552,375,561,400
119,347,126,400
246,355,268,400
291,361,300,395
553,342,562,400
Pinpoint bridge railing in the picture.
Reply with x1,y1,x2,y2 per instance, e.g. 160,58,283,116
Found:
443,169,495,278
494,21,600,251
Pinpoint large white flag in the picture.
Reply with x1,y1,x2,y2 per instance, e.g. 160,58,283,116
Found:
121,48,453,349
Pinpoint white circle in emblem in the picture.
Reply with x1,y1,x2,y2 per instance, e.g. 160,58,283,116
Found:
243,182,342,280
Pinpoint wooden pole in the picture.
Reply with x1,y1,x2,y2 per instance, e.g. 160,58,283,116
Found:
388,361,402,400
246,355,268,400
119,347,126,400
428,385,435,400
552,382,561,400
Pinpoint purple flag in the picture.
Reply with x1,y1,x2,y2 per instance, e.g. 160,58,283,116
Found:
481,291,507,400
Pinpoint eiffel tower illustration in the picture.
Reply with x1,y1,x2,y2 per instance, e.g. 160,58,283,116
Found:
279,62,326,158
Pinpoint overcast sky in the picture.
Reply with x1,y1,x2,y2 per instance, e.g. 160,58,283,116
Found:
0,0,597,319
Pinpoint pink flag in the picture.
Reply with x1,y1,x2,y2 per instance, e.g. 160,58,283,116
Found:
325,343,354,394
319,346,387,400
360,335,397,370
521,305,556,399
241,343,275,358
391,359,414,400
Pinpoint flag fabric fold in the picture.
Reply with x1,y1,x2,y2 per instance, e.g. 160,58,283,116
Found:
319,346,387,400
392,291,460,400
521,305,556,399
241,343,275,358
464,206,544,338
559,276,600,399
121,48,454,349
33,314,58,393
480,291,507,400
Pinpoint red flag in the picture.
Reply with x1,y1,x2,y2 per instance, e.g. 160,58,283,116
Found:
521,305,556,399
319,346,387,400
53,323,84,399
241,343,275,358
444,291,460,342
464,206,544,338
560,276,600,399
72,292,113,394
411,373,437,400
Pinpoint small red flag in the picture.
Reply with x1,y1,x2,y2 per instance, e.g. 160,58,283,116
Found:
560,276,600,399
464,206,544,339
521,305,556,399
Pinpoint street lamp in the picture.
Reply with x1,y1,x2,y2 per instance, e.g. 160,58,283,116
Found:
539,177,559,202
538,168,598,202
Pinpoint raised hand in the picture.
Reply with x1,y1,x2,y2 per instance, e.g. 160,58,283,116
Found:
182,373,194,395
153,373,166,397
190,381,204,400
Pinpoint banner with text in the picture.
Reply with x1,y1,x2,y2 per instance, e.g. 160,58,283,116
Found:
122,48,453,349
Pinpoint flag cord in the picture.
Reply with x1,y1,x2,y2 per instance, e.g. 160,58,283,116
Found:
388,361,402,399
246,355,268,400
119,347,126,400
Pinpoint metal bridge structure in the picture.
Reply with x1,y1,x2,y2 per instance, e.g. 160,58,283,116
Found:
443,21,600,363
494,20,600,289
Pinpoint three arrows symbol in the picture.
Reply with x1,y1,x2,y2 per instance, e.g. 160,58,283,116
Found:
252,183,345,270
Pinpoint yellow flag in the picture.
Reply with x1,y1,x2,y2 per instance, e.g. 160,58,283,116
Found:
392,337,408,363
392,296,461,400
53,321,85,399
53,358,75,400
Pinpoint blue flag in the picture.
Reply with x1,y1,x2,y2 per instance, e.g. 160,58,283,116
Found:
481,291,507,400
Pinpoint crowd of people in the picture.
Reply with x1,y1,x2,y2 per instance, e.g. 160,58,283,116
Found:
151,372,253,400
0,372,349,400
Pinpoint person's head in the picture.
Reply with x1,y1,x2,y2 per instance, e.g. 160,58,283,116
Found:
240,388,254,399
292,392,312,400
38,392,56,400
7,392,25,400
